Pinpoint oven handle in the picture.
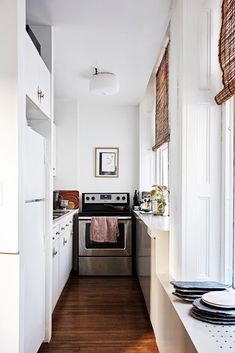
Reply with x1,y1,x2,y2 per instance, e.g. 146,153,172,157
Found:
78,216,132,220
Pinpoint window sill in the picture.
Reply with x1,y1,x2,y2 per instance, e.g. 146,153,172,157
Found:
156,273,235,353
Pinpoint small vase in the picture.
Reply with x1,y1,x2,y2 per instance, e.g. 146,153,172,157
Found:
152,200,166,216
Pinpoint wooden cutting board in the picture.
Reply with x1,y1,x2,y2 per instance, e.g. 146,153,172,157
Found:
59,190,79,209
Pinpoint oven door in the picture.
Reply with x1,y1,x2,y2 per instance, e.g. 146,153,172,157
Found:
78,216,132,256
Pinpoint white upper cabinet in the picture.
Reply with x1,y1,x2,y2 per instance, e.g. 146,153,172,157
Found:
53,123,56,177
38,56,51,117
25,32,51,119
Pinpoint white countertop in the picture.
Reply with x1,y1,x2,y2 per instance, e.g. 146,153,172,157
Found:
53,209,78,226
133,210,170,237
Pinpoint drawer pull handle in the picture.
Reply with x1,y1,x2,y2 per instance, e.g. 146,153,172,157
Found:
56,232,60,235
66,224,69,227
53,250,58,257
61,227,65,231
63,239,68,245
37,87,42,98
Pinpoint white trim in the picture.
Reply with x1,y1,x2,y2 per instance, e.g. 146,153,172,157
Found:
221,98,234,284
155,142,169,187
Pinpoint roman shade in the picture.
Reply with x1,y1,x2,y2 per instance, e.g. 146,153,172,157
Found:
215,0,235,105
152,45,170,151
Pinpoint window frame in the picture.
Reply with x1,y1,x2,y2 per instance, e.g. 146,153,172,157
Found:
221,97,234,284
155,142,169,188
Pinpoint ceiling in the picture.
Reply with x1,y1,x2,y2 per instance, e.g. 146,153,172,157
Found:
26,0,171,105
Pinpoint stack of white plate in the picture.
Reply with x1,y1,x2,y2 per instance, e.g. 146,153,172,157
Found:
191,290,235,325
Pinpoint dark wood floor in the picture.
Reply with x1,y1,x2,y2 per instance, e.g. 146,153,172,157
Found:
39,275,159,353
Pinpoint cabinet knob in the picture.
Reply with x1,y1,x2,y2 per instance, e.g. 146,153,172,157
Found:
37,87,44,101
66,224,69,227
56,231,60,235
37,87,42,98
61,227,65,231
53,250,58,257
63,238,68,245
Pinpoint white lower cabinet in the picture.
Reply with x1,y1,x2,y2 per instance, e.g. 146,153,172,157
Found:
68,220,73,272
59,228,70,294
52,238,59,311
136,218,151,314
52,215,74,312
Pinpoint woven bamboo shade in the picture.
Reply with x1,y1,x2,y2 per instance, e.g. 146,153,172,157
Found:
215,0,235,105
152,45,170,151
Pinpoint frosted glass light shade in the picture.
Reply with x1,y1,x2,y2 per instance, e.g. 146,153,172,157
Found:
90,72,120,96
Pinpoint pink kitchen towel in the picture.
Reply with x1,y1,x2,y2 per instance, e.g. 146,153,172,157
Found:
90,217,119,243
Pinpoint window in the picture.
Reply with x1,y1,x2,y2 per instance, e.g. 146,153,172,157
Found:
155,143,169,188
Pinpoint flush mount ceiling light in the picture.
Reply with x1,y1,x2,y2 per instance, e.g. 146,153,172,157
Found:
89,68,120,96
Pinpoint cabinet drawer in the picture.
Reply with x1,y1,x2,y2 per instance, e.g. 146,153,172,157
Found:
68,217,73,232
60,219,70,234
53,225,60,240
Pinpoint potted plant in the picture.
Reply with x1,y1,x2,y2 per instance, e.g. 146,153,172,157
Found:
148,185,169,216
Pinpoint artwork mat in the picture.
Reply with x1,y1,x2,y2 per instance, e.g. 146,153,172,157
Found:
95,147,119,177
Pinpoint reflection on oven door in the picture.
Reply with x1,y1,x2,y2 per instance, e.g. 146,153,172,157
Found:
79,257,132,276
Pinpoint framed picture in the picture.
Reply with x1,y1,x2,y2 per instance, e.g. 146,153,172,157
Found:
95,147,119,177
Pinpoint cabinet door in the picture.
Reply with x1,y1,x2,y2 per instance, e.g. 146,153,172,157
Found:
64,218,73,278
68,219,73,273
52,238,59,311
59,229,70,294
25,33,39,107
53,124,56,177
135,218,151,314
25,32,51,119
38,57,51,118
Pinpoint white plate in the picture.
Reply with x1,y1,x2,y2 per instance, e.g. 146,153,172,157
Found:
202,289,235,308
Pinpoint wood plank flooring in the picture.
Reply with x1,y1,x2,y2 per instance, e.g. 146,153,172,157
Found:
39,276,159,353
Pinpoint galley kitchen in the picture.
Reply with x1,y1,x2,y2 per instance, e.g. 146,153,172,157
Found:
1,0,235,353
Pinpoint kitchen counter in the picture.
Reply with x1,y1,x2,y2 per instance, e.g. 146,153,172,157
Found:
134,210,233,353
133,210,170,238
53,209,78,225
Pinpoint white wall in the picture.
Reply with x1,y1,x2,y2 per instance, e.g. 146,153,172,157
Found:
78,105,139,196
54,99,79,190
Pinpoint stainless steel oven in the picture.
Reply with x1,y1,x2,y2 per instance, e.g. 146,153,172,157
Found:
77,193,133,276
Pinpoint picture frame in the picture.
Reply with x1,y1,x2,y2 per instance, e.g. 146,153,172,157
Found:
95,147,119,177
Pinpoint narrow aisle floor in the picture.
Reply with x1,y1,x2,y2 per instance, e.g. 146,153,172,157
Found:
39,276,159,353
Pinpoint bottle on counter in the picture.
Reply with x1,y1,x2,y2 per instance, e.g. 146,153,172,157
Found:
133,190,140,210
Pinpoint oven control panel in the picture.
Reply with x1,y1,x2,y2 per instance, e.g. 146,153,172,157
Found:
83,193,129,204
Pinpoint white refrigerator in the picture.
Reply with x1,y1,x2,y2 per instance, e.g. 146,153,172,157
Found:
22,126,46,353
0,126,46,353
